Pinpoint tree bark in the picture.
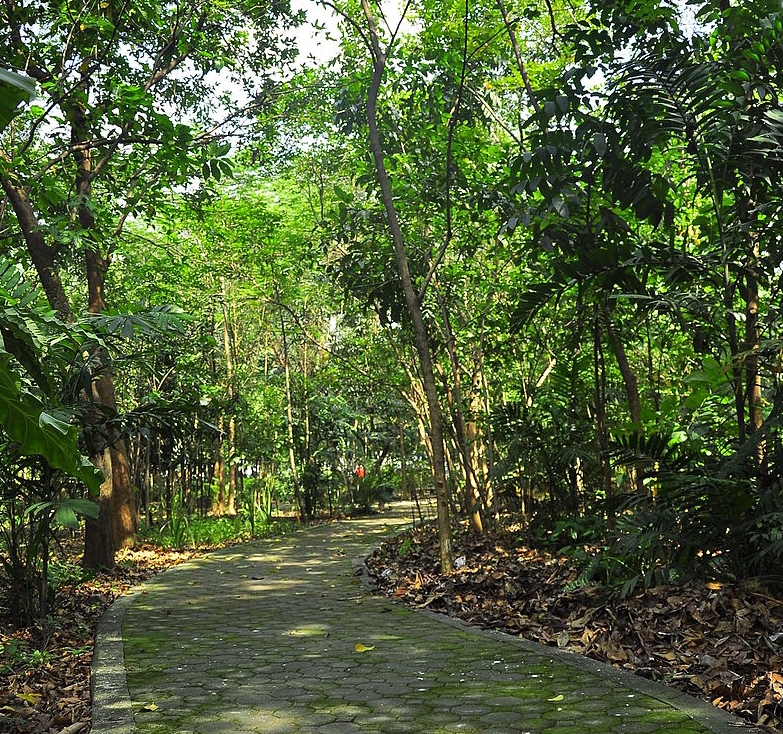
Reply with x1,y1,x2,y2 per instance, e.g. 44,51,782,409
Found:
436,292,486,531
593,311,614,527
604,307,642,427
496,0,541,116
280,309,305,520
0,176,72,321
744,235,765,474
77,107,136,565
361,0,452,572
220,279,238,515
604,306,643,494
2,152,135,568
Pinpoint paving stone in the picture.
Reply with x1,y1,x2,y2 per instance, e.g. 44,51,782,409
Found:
93,503,757,734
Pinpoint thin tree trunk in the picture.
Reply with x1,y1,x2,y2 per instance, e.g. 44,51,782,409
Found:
724,262,746,440
604,308,642,427
593,311,614,528
496,0,541,116
604,307,643,494
280,310,305,520
436,293,485,531
210,418,226,515
744,235,765,474
220,279,238,515
361,0,452,572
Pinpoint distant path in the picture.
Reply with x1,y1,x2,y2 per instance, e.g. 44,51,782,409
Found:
92,502,755,733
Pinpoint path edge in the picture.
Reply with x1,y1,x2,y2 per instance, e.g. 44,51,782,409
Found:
353,543,763,734
91,590,139,734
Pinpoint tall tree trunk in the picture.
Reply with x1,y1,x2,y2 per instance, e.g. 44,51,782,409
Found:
220,279,238,515
467,370,492,514
593,311,614,527
210,417,227,515
604,306,643,494
361,0,452,572
73,90,138,566
280,310,305,520
82,246,137,566
744,235,765,474
604,307,642,428
3,137,135,567
724,261,746,440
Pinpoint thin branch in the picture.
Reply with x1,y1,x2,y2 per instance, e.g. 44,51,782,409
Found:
463,83,521,144
317,0,375,59
269,298,375,383
418,0,470,301
496,0,541,115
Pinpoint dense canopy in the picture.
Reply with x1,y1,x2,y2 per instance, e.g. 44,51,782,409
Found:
1,0,782,659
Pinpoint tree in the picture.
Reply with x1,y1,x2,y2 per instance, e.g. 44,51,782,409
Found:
0,0,299,567
499,0,783,583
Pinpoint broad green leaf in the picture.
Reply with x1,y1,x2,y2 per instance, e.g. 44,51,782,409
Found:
55,505,79,529
0,68,35,130
0,356,103,491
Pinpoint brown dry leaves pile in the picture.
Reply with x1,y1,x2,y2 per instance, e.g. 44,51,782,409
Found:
0,545,201,734
366,523,783,733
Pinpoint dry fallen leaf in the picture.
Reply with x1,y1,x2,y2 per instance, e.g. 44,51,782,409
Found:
354,642,375,652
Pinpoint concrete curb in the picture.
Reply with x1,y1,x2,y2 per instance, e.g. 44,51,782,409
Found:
91,590,139,734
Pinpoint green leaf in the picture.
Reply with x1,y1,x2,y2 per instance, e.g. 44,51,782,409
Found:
0,68,36,130
54,498,99,529
63,498,101,519
55,505,79,529
0,356,103,492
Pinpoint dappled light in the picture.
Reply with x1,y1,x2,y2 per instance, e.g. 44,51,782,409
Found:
2,0,783,732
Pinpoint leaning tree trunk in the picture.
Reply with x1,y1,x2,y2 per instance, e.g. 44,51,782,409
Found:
361,0,452,572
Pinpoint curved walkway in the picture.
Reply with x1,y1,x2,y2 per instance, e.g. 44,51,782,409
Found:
92,504,759,734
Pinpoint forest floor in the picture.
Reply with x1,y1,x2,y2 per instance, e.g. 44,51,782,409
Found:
2,517,782,733
365,520,783,733
0,543,203,734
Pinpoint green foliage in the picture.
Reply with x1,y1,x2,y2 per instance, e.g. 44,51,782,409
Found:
4,0,783,622
139,512,297,550
0,259,103,626
0,258,103,492
0,453,99,626
0,67,35,130
0,636,50,674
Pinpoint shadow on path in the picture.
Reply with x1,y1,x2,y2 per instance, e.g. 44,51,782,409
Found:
92,503,756,734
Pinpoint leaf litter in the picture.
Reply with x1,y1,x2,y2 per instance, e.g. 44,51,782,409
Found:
3,521,782,733
365,522,783,733
0,543,201,734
